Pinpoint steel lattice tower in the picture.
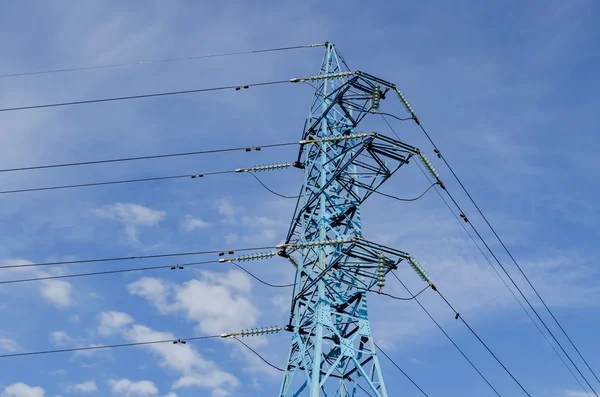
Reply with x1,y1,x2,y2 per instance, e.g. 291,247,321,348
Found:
277,43,431,396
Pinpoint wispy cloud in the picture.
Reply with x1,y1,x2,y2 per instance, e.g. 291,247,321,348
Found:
96,312,238,395
96,311,135,336
0,337,18,352
181,215,210,231
72,381,98,393
108,379,157,397
51,331,72,346
93,203,166,243
0,259,74,308
215,198,238,225
127,270,258,335
1,383,47,397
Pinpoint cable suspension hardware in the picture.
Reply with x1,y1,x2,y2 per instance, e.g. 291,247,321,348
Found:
371,85,381,113
376,253,386,291
218,251,277,263
276,237,359,249
290,71,356,83
407,257,431,283
220,326,283,338
299,132,372,145
235,163,293,173
417,151,446,190
393,87,418,122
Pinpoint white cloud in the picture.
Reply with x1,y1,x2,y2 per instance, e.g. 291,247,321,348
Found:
98,316,238,393
108,379,157,397
271,294,289,313
72,344,105,357
73,381,97,393
127,279,172,314
94,203,166,243
240,215,287,243
49,369,67,376
1,259,74,308
97,311,135,336
0,337,18,352
565,391,589,397
241,215,285,228
242,228,278,244
182,215,210,231
40,280,73,307
0,259,74,309
215,198,237,224
127,271,276,377
128,270,258,335
210,389,231,397
163,394,177,397
51,331,72,346
174,277,257,335
1,383,46,397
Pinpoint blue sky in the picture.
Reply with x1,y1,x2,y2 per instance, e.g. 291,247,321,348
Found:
0,1,598,397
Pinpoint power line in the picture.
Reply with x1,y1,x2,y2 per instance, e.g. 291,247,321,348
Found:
232,337,284,372
429,182,591,396
372,284,430,300
229,261,294,288
0,259,218,285
371,182,438,202
374,342,429,397
0,43,326,78
0,163,297,196
436,175,599,395
1,249,292,293
433,286,532,397
381,113,594,395
414,120,600,387
0,244,274,270
390,273,503,397
0,141,297,174
0,335,220,359
427,176,592,396
375,112,413,123
0,80,289,113
246,172,300,199
0,170,234,195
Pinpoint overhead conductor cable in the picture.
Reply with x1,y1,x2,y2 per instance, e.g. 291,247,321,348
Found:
384,86,597,395
0,42,327,78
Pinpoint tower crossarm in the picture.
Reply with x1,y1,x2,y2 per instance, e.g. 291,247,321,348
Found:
284,133,420,247
283,237,427,312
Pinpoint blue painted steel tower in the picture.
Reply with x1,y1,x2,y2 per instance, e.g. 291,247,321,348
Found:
278,43,426,396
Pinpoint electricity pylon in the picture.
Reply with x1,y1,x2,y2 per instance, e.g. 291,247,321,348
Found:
277,43,433,396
